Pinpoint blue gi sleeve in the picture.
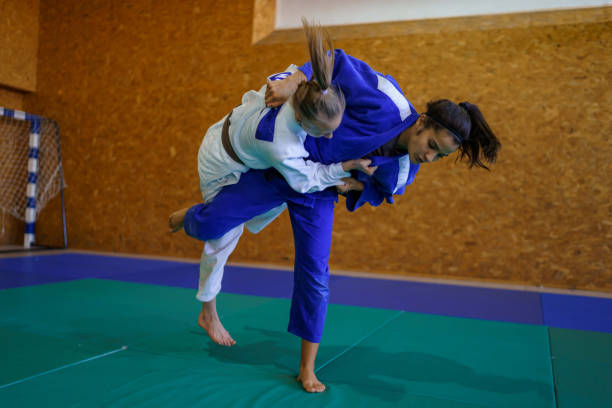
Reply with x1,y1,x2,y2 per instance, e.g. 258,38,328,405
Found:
298,49,375,83
345,174,387,212
345,156,420,212
297,60,313,80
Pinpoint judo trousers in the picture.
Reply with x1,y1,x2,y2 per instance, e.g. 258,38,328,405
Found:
184,170,335,343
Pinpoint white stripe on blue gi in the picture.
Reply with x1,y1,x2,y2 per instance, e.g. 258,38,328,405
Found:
376,74,411,121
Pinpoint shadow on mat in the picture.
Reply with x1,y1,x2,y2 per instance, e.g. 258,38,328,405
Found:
202,326,553,403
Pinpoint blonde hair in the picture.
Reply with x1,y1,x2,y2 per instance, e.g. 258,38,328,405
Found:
291,18,345,133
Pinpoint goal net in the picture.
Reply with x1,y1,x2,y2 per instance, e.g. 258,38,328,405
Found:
0,107,67,249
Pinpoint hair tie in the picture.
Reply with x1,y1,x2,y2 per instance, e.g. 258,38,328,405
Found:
321,88,328,95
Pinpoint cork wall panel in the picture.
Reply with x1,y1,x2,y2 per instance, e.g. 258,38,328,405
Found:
0,87,24,110
0,0,37,246
25,0,611,291
0,0,39,91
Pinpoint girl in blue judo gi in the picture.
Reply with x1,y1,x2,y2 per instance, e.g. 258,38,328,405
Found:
171,22,501,393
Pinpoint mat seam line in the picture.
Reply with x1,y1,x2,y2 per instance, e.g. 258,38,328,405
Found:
546,326,560,407
0,346,127,390
540,292,559,407
315,310,404,374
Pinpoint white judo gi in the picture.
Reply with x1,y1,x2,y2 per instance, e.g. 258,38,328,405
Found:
195,66,349,302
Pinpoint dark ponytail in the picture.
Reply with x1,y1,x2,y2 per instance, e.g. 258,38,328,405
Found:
425,99,501,170
457,102,501,170
291,18,345,131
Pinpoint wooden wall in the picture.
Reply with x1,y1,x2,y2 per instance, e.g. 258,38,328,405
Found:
0,0,39,92
22,0,611,291
0,88,23,109
0,0,39,245
0,0,38,109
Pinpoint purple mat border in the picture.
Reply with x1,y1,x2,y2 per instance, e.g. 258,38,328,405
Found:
1,253,611,333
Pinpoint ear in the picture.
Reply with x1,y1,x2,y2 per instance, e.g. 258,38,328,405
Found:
416,114,427,127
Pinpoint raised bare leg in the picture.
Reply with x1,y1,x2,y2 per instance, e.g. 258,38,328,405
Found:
297,339,325,393
198,297,236,347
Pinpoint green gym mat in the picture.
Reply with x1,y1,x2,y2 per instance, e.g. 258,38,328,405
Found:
0,278,603,407
548,327,612,408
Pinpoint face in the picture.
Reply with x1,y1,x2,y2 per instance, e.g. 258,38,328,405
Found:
406,116,459,165
295,112,342,139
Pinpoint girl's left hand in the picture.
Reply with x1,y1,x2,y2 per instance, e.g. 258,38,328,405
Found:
336,177,364,194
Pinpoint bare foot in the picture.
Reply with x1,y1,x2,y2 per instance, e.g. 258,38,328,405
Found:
198,299,236,347
297,368,326,393
169,207,189,233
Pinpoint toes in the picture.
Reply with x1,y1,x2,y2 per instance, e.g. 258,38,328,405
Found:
217,335,228,346
220,333,234,347
198,319,235,347
311,382,325,393
305,382,323,393
300,379,326,393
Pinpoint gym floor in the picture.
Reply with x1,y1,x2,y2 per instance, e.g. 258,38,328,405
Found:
1,251,611,407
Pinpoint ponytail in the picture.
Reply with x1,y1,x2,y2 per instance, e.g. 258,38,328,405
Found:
291,19,345,132
457,102,501,170
424,99,501,170
302,17,333,91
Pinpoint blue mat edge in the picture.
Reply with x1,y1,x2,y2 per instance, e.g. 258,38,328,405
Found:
2,252,611,333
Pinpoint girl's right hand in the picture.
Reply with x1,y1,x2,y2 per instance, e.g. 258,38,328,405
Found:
352,158,378,176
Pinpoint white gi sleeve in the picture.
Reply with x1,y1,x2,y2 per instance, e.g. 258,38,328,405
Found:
275,158,350,194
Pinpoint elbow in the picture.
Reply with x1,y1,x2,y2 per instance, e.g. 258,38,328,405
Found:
288,178,316,194
291,183,312,194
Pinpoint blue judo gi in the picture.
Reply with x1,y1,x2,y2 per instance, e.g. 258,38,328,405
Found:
184,50,421,343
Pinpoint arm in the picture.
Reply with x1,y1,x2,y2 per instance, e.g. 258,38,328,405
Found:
274,157,350,194
273,156,377,194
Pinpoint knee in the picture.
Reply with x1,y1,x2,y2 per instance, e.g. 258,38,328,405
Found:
184,204,227,241
294,267,330,299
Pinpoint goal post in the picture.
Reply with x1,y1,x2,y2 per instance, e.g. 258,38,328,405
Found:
0,107,67,250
